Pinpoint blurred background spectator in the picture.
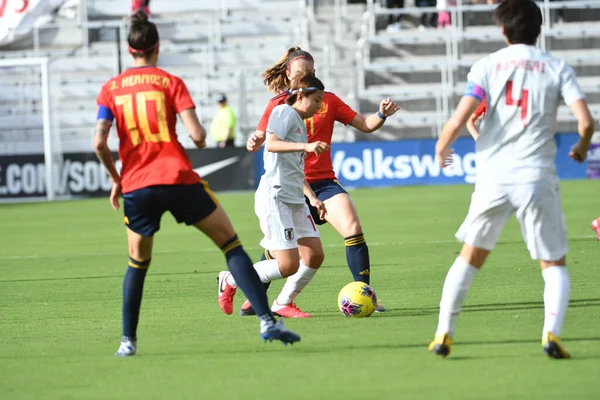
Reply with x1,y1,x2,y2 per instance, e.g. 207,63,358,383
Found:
210,94,237,148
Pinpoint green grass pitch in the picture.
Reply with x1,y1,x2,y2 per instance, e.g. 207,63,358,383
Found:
1,181,599,399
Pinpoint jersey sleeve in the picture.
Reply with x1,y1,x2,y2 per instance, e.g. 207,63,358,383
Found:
171,77,195,113
464,58,488,101
331,93,358,125
266,106,291,140
257,100,278,132
96,83,114,122
559,63,585,106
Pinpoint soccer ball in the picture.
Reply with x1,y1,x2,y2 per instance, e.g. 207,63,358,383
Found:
337,281,377,318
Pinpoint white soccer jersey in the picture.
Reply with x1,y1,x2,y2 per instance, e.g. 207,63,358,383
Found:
259,104,307,204
467,44,585,184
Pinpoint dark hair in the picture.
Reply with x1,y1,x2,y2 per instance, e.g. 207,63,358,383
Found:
128,10,159,58
494,0,542,45
285,72,325,106
262,46,315,94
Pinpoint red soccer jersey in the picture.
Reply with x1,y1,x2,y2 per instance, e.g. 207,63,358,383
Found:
257,91,357,183
96,66,200,193
473,98,487,118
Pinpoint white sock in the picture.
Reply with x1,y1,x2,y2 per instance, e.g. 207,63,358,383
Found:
436,257,479,337
225,272,238,287
225,259,283,287
276,261,318,306
542,266,570,340
253,259,283,283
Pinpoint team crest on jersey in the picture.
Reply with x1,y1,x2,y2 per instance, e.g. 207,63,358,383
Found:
284,228,295,241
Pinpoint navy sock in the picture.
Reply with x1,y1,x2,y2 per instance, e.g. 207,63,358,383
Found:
259,249,274,291
222,236,275,322
122,258,150,339
345,234,370,285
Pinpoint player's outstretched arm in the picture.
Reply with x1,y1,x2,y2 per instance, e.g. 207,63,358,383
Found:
180,108,207,150
94,119,121,210
568,99,595,162
436,96,480,168
350,97,399,133
247,130,266,152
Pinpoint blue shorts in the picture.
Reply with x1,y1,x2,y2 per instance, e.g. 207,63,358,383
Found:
305,179,348,226
122,182,219,237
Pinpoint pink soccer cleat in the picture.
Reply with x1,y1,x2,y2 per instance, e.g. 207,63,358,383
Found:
592,217,600,241
272,301,312,318
217,271,237,315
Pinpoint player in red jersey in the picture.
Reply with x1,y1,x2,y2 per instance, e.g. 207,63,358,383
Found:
241,47,399,317
94,11,300,356
466,97,487,141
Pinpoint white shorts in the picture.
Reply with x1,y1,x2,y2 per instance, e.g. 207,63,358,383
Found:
455,179,568,261
254,195,320,251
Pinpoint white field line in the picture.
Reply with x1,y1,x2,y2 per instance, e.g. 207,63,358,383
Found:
1,235,596,261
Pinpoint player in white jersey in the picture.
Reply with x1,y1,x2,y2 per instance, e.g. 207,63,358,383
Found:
217,72,330,318
428,0,594,359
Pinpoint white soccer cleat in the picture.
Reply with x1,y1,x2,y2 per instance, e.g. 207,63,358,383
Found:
260,319,301,345
115,338,137,357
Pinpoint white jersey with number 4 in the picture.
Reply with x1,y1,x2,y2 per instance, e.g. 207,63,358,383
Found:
468,44,585,184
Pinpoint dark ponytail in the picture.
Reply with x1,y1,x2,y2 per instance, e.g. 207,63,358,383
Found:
285,71,324,105
128,10,159,58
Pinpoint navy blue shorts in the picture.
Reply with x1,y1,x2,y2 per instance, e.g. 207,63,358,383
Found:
122,182,219,237
305,179,348,226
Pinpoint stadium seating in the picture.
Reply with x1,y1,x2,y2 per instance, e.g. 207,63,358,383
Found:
2,0,600,153
357,1,600,139
0,0,308,153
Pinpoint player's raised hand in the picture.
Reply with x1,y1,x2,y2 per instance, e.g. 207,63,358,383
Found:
311,198,327,221
380,97,400,117
305,141,330,156
247,132,266,152
436,148,455,168
110,181,122,211
569,140,590,163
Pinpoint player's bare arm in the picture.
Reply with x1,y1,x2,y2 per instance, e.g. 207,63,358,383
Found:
349,97,399,133
567,99,595,163
93,118,122,210
265,132,329,155
180,108,207,149
436,96,480,168
247,129,266,152
466,112,481,141
303,179,327,220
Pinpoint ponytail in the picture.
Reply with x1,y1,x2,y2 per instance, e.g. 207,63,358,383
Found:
261,46,314,94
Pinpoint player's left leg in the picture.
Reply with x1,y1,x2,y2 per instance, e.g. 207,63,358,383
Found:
272,237,324,318
321,190,370,284
320,186,386,311
514,180,570,359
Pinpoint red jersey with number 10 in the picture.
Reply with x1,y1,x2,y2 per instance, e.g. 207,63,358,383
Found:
257,91,357,183
96,66,200,193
